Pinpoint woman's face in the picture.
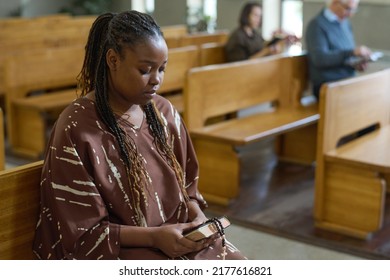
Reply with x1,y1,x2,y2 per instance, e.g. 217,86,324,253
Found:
106,36,168,107
248,6,262,29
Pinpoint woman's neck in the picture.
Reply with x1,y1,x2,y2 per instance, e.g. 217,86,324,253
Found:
243,26,254,37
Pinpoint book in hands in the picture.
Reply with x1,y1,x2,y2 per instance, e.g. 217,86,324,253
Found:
184,216,231,242
265,36,284,47
345,51,384,66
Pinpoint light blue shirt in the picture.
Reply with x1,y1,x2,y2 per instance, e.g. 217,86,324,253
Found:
323,8,339,23
305,8,356,96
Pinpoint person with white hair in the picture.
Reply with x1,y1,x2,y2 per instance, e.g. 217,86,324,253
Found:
305,0,372,99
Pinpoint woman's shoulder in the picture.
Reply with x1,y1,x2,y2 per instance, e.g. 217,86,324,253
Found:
63,96,95,113
229,27,245,39
151,94,178,116
56,97,98,128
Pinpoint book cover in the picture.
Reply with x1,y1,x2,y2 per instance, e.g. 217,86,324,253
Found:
184,216,231,242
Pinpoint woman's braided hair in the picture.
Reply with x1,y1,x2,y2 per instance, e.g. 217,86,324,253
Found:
77,11,189,226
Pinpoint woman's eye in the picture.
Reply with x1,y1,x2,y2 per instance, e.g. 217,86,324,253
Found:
140,68,151,74
159,66,166,73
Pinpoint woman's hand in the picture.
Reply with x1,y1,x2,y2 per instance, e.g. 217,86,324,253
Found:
151,222,215,258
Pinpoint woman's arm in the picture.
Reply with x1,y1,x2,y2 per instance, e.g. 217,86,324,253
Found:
119,218,212,258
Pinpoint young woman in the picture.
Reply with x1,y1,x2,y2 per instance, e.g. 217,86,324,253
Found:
33,11,246,260
225,1,298,62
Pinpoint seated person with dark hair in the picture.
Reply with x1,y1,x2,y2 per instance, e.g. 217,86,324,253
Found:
225,1,298,62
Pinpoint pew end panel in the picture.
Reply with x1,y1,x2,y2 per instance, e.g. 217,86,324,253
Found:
0,161,43,260
0,108,4,170
314,69,390,239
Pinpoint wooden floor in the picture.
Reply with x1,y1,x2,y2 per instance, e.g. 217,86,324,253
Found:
205,137,390,260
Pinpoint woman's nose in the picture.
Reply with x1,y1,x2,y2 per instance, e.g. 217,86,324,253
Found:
149,72,161,86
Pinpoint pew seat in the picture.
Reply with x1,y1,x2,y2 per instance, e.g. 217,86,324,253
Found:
190,106,318,145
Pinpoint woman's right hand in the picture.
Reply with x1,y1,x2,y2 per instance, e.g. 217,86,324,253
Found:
151,222,216,258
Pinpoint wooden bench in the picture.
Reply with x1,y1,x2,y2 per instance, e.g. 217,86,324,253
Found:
161,24,187,38
184,54,318,205
179,30,229,48
158,46,199,113
199,42,227,66
4,46,84,158
162,24,187,48
0,108,4,170
160,43,229,112
0,15,94,96
164,30,229,49
0,161,43,260
4,44,199,158
314,68,390,239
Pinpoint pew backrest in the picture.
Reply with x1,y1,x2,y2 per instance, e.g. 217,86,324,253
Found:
0,161,43,260
199,42,227,66
0,15,94,95
4,46,84,155
161,24,187,38
4,46,84,101
179,30,229,47
318,68,390,154
184,54,306,130
158,45,199,94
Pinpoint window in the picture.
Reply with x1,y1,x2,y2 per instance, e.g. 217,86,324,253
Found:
131,0,154,13
281,0,303,38
187,0,217,32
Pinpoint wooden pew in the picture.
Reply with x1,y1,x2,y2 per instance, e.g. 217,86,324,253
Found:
158,46,199,113
314,68,390,239
199,42,227,66
162,24,187,48
179,30,229,47
184,54,318,205
0,108,4,170
164,30,229,49
161,24,187,37
4,46,84,158
0,15,94,97
0,161,43,260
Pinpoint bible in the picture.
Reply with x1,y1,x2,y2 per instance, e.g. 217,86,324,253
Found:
184,216,231,242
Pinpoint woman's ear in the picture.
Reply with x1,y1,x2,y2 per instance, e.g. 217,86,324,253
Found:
106,49,119,71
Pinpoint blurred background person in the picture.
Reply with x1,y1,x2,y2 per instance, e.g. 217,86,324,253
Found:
225,1,299,62
305,0,372,100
